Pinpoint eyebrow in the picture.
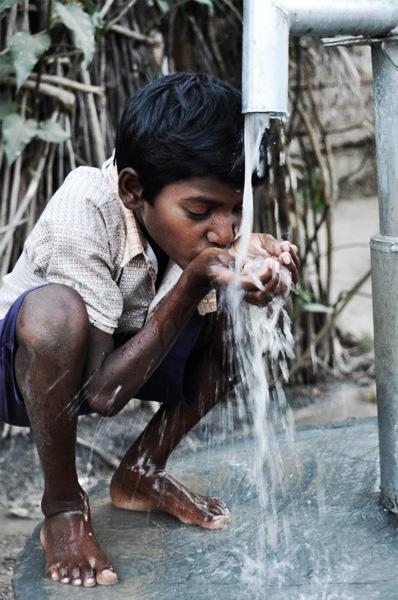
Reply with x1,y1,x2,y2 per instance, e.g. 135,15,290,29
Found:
184,195,242,206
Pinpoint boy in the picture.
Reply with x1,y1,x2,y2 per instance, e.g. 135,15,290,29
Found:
0,73,299,587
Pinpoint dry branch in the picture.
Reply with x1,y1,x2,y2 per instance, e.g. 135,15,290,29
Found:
28,73,105,95
109,24,160,46
4,77,76,110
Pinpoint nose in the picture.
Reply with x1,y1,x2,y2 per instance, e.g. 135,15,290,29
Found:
206,217,236,248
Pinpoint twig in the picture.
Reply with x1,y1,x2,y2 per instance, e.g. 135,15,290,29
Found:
99,0,116,19
217,0,242,22
0,219,29,234
4,78,75,110
64,114,76,171
80,67,106,166
0,143,51,259
108,24,160,46
76,436,119,469
28,73,105,95
106,0,139,29
289,269,371,379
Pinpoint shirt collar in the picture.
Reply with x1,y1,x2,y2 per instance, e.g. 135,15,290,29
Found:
102,155,151,269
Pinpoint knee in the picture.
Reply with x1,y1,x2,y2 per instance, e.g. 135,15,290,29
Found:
16,284,89,354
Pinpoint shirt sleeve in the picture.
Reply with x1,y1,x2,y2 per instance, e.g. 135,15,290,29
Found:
26,170,123,334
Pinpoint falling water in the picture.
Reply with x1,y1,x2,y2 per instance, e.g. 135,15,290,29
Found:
219,112,296,594
220,114,354,599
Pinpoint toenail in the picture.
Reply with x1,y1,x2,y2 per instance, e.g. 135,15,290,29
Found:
72,578,82,586
85,577,96,587
51,572,59,581
61,577,70,583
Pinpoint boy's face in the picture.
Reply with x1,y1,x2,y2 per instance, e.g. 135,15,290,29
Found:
131,176,243,269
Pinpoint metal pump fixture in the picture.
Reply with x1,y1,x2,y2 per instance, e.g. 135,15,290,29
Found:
242,0,398,510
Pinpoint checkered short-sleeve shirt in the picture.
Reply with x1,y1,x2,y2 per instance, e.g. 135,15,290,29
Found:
0,157,217,334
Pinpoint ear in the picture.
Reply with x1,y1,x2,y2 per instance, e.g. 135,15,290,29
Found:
118,168,144,210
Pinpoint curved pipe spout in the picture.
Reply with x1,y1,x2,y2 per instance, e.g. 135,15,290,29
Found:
242,0,398,115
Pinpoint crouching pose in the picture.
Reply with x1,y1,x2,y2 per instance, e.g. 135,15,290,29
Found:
0,73,299,587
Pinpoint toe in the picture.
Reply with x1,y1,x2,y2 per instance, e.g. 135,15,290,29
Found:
72,567,82,586
82,567,96,588
60,566,70,584
206,513,231,530
209,497,230,515
96,567,118,586
48,563,61,582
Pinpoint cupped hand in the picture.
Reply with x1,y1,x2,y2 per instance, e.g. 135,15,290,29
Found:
232,233,300,284
183,245,294,307
241,256,292,305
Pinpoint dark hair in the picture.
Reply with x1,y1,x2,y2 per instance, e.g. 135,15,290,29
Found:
114,73,247,202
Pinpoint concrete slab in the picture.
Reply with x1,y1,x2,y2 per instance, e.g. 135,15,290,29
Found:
14,418,398,599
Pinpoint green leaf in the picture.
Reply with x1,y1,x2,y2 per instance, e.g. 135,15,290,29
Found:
83,0,96,14
156,0,170,13
36,119,70,143
9,32,51,89
302,303,333,315
2,113,37,165
0,52,14,80
53,2,95,66
194,0,214,15
0,88,16,121
293,284,312,304
0,0,17,14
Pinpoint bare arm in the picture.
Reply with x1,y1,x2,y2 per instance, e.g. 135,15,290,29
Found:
84,272,204,416
83,245,288,416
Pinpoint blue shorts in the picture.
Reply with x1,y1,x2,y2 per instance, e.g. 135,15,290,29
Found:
0,287,206,427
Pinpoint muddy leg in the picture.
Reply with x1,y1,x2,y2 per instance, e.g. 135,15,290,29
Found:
15,284,117,587
110,319,233,529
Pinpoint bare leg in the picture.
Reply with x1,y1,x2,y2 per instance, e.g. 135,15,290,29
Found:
15,285,117,587
110,316,232,529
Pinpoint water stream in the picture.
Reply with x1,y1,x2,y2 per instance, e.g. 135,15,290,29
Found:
221,113,352,599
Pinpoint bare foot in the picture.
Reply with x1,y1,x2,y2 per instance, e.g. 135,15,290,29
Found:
110,466,231,530
40,509,118,587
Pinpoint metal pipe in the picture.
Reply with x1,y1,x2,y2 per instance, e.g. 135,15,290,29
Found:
371,41,398,511
242,0,289,115
242,0,398,115
280,0,398,37
242,1,398,511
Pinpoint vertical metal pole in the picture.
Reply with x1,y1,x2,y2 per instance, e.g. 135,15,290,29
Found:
371,41,398,511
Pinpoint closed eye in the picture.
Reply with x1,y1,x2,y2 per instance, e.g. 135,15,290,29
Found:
186,209,211,221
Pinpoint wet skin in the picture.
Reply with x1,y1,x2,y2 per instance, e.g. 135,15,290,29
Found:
14,173,299,587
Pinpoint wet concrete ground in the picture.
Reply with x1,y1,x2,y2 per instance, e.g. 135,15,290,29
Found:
14,417,397,600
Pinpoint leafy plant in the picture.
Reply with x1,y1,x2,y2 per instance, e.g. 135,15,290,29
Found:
0,0,17,14
2,113,69,164
9,32,51,88
53,2,96,66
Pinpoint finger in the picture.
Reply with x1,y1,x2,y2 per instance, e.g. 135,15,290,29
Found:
281,241,300,269
243,261,273,287
279,252,298,284
259,233,281,256
244,290,273,305
274,277,291,298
